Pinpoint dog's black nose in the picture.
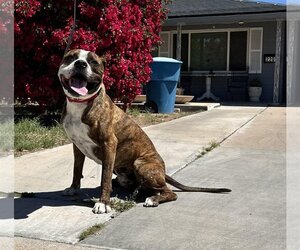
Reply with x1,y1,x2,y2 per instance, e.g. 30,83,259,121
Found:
74,60,88,69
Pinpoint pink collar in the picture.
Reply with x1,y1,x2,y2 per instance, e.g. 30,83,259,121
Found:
67,92,98,103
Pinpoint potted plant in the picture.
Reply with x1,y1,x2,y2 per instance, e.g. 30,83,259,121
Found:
176,87,184,95
248,77,262,102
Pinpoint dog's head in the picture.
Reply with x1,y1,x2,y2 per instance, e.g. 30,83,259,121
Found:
58,49,106,100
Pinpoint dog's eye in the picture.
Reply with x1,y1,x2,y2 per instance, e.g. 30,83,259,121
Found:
90,60,99,66
64,55,77,64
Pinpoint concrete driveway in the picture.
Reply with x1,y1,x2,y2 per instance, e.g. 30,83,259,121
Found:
6,105,287,249
82,106,286,250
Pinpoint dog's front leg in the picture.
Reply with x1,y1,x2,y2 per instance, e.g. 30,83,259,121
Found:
63,144,85,196
93,135,117,214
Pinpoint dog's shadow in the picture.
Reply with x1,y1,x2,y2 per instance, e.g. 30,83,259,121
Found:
13,181,146,220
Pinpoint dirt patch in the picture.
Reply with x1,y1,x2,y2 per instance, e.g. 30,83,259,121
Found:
129,111,199,127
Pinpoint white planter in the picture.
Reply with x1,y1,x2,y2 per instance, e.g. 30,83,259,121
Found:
133,94,146,103
248,87,262,102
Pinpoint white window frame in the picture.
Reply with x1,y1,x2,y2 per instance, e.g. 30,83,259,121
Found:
248,27,263,74
164,28,257,73
158,32,171,57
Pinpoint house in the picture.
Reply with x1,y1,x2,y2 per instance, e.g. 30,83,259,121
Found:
156,0,286,103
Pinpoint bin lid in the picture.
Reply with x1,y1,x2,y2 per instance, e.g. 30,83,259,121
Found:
152,57,182,64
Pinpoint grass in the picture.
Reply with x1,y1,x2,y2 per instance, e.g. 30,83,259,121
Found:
79,223,105,241
110,197,136,213
90,197,136,213
14,118,69,155
13,108,201,156
78,197,135,241
127,107,141,117
197,141,220,159
0,119,14,153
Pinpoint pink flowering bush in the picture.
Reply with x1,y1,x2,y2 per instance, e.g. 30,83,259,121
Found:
13,0,169,108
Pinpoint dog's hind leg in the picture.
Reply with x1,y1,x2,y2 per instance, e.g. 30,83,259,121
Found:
144,186,177,207
134,159,177,207
63,144,85,196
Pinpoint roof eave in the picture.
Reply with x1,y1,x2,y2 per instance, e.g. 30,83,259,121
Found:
164,11,286,26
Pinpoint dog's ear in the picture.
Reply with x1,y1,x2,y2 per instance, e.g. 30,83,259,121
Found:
100,56,106,69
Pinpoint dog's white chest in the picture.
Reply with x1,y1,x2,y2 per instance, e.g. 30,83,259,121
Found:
63,101,101,164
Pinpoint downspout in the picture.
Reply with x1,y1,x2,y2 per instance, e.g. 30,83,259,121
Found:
176,23,183,88
176,23,182,61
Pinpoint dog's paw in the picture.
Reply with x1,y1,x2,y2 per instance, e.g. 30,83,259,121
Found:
143,197,159,207
92,202,112,214
62,187,80,196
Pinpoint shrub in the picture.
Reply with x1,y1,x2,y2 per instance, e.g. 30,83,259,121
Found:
13,0,169,108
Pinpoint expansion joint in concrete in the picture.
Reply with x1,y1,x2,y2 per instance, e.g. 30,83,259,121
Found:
170,106,269,177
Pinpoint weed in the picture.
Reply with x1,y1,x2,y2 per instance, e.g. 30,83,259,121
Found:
127,108,141,117
210,141,220,148
204,141,220,153
89,196,135,213
79,224,105,241
197,141,220,159
110,197,135,213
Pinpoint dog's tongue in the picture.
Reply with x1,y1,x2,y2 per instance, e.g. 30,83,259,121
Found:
70,78,88,96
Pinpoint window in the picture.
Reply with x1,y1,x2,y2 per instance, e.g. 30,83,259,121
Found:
230,31,247,71
190,32,228,71
162,28,263,73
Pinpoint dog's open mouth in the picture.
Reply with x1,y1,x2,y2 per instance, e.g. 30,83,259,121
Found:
61,74,88,96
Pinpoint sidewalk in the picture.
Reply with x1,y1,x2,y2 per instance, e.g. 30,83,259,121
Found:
82,106,286,250
12,105,267,245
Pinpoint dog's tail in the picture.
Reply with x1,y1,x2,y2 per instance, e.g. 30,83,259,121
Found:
165,175,231,193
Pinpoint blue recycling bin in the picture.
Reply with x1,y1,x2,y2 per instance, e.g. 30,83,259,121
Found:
146,57,182,113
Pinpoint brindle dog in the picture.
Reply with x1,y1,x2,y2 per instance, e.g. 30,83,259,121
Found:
58,49,231,214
